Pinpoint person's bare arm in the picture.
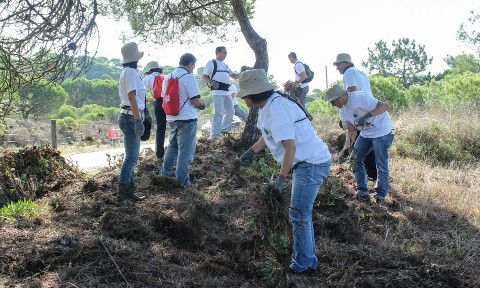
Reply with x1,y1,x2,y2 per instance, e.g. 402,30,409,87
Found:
346,86,357,92
295,71,307,84
127,90,141,119
370,100,390,116
344,121,357,149
191,97,204,109
279,139,295,176
251,136,267,153
202,74,211,85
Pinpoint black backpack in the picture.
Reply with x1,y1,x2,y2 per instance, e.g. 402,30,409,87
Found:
274,91,313,122
295,62,314,83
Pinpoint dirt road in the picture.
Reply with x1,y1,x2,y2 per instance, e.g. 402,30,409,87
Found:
65,144,155,171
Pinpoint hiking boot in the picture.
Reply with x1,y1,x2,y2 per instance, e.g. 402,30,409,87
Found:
117,182,146,202
375,198,385,206
356,194,370,202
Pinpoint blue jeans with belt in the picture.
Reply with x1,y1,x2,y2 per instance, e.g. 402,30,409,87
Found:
353,132,394,199
289,160,331,272
160,120,197,185
118,113,141,184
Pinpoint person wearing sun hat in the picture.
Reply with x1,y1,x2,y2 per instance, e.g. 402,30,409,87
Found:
237,69,331,274
143,61,167,159
326,84,394,205
117,42,147,202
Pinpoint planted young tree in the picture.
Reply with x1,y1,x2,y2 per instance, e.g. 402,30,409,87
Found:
16,80,68,120
0,0,99,120
362,38,433,88
62,77,94,108
102,0,267,144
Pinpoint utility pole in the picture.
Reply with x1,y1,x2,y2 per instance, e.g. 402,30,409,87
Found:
325,66,328,91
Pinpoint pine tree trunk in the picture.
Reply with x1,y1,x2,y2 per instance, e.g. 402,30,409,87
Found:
231,0,268,146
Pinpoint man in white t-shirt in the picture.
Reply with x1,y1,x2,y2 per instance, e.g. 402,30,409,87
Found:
288,52,309,108
159,53,205,186
222,84,248,130
326,84,394,205
202,46,239,139
237,69,331,274
334,53,377,182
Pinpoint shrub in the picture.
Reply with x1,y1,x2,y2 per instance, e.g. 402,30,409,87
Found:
77,118,93,124
369,76,408,109
57,117,78,127
395,120,480,165
104,107,120,122
306,99,336,116
82,112,105,121
78,104,103,117
56,105,78,119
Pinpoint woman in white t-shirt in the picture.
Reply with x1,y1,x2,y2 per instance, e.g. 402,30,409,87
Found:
237,69,331,274
117,42,147,202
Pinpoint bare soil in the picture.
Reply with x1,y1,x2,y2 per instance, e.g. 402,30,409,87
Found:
0,135,478,287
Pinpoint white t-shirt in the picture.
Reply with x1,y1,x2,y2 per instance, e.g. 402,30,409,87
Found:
294,61,308,88
202,59,233,96
339,91,393,138
340,66,372,121
229,84,238,106
142,72,163,94
343,66,372,93
118,67,146,109
162,67,201,122
257,93,331,166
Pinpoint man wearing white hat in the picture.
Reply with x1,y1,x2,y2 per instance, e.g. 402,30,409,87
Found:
143,61,167,159
238,69,331,274
117,42,147,202
326,84,394,205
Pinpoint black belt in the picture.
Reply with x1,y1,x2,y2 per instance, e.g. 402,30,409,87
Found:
292,161,306,170
174,119,197,123
122,105,131,109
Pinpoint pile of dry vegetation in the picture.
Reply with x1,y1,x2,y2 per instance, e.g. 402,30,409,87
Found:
0,135,479,287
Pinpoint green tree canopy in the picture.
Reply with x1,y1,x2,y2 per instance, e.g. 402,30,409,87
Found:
91,79,120,108
62,77,94,108
362,38,433,87
444,54,480,75
457,9,480,58
16,80,68,120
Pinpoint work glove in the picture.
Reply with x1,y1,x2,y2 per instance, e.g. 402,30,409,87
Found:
210,80,220,90
338,149,350,164
240,148,255,167
356,112,372,127
134,118,145,136
271,174,286,191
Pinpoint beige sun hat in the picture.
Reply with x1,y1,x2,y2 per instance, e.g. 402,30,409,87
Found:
236,69,275,99
121,42,144,64
144,61,161,73
333,53,353,65
326,84,348,102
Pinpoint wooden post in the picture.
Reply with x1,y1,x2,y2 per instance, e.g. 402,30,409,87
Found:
325,65,328,91
51,119,57,149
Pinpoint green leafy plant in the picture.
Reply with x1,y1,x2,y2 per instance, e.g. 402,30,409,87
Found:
0,198,47,222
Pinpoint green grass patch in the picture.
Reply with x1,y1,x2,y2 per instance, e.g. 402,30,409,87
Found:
0,198,48,222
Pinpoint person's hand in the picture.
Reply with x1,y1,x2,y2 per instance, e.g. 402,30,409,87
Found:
338,149,350,164
210,80,220,89
134,119,145,136
271,174,286,191
240,148,255,167
196,99,206,110
356,112,372,127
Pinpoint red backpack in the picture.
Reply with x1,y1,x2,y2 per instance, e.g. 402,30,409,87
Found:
152,74,165,99
162,72,189,116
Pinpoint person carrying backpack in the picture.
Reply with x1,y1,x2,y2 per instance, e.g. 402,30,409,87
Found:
143,61,166,159
158,53,205,186
288,52,313,109
201,46,239,139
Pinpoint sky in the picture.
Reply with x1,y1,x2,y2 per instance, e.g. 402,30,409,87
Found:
93,0,479,91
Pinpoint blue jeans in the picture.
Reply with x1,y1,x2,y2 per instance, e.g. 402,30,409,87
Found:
154,98,167,159
353,132,394,199
289,160,331,272
160,120,197,185
118,113,141,185
212,94,234,138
